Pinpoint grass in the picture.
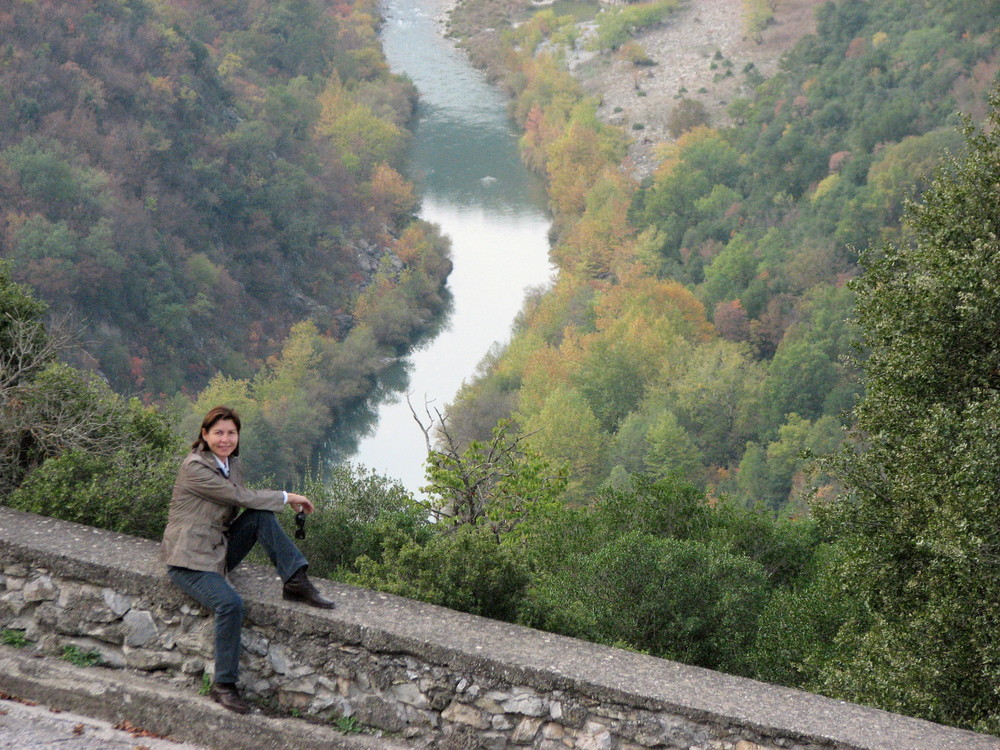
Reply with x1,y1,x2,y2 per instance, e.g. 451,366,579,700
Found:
60,644,102,667
0,629,30,648
334,715,361,734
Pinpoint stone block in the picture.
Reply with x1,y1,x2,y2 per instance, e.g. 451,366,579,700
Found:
123,609,158,647
512,716,543,743
123,645,182,671
282,673,319,695
491,713,515,731
242,629,269,656
0,591,27,616
278,688,313,711
101,588,132,616
577,723,614,750
23,575,56,602
542,721,567,741
474,694,504,713
268,643,291,674
391,680,430,708
503,691,546,717
354,694,408,733
180,656,205,675
442,700,490,730
402,704,438,729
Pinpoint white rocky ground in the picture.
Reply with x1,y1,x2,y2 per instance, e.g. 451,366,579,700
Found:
567,0,826,178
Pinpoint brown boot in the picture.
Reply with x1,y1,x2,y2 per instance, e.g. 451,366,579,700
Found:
283,567,336,609
209,682,251,714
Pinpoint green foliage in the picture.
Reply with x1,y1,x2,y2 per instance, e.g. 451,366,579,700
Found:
519,474,814,675
590,0,680,52
7,368,182,539
60,644,102,667
0,0,442,462
743,0,775,41
351,524,530,621
422,419,568,535
276,466,430,580
531,529,769,672
750,542,862,688
1,263,182,537
818,88,1000,732
1,629,30,648
666,98,710,138
334,715,361,734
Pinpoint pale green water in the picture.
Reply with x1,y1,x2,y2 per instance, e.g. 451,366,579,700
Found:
326,0,553,494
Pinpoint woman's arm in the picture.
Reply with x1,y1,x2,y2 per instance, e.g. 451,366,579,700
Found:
178,457,286,512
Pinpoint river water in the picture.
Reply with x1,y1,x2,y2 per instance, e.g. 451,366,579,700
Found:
325,0,553,495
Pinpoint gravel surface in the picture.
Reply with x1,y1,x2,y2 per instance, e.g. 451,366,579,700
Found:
0,696,206,750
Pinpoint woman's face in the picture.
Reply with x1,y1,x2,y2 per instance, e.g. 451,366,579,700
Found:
202,418,239,459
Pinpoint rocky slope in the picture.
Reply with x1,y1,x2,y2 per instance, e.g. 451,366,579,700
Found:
568,0,827,178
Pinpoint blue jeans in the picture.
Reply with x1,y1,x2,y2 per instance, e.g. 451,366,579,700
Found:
167,509,308,683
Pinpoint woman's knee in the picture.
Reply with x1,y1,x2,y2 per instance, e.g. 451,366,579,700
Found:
216,590,245,618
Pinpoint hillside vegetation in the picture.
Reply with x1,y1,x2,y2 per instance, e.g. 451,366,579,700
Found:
0,0,452,479
443,0,999,510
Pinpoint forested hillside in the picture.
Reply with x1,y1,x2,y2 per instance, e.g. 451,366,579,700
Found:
0,0,452,478
442,0,999,509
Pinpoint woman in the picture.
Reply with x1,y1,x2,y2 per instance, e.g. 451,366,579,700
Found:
161,405,335,714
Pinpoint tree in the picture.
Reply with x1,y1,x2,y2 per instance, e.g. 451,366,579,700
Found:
522,476,774,675
819,89,1000,732
417,411,567,537
643,410,703,483
521,385,605,501
0,261,182,537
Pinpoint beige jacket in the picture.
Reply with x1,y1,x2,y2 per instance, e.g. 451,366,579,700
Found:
160,449,285,574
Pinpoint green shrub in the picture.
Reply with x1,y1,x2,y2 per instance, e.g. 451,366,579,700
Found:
350,524,529,622
6,369,181,539
590,0,680,52
274,465,431,579
526,530,769,674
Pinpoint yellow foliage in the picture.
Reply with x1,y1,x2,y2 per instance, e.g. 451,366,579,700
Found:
811,173,840,202
594,277,712,344
554,169,635,278
368,163,417,225
653,126,719,179
743,0,774,39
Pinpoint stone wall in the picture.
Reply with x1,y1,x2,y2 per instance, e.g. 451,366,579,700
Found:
0,506,997,750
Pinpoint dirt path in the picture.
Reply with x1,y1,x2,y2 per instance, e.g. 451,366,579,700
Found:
569,0,826,178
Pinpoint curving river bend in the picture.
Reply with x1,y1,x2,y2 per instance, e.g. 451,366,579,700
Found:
325,0,553,494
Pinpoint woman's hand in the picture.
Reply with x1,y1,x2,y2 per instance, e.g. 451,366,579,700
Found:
287,493,314,514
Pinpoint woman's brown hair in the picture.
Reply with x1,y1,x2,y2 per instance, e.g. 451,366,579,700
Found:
192,405,241,455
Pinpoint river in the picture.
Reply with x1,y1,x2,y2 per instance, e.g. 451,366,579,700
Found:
324,0,553,495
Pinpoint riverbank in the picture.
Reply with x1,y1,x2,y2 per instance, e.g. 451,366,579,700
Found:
447,0,825,180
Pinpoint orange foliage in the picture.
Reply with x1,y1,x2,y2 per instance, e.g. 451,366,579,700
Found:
594,277,713,344
553,170,635,279
393,223,432,265
368,162,417,225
